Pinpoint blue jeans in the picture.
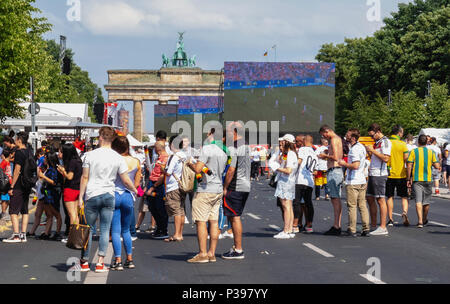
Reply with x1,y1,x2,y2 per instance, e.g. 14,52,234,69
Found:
129,207,137,237
81,193,115,260
112,192,134,257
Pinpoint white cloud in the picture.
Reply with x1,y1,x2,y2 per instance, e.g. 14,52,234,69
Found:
82,1,161,36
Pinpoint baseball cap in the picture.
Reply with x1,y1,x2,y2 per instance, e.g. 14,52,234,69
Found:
281,134,295,144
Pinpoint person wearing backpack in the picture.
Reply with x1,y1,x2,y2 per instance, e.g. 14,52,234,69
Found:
3,132,35,243
163,135,188,242
37,150,64,241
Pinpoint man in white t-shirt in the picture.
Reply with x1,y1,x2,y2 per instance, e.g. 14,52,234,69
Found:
164,135,187,242
294,135,318,233
338,129,370,237
251,148,261,181
365,123,391,236
427,138,442,194
78,127,137,273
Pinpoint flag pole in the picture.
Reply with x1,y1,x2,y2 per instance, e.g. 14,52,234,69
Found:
272,45,277,62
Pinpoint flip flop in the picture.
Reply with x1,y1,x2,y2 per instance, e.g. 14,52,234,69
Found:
164,236,183,242
402,213,410,227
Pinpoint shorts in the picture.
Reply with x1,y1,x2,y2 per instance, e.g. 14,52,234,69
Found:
432,168,441,181
223,191,249,217
367,176,388,198
138,196,149,212
314,171,327,186
63,188,80,202
443,165,449,175
413,181,432,205
192,192,223,222
9,188,31,215
444,165,450,176
1,194,10,201
327,168,343,199
385,178,408,198
165,189,186,217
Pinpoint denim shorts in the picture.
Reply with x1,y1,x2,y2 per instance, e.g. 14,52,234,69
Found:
327,168,343,199
367,176,388,198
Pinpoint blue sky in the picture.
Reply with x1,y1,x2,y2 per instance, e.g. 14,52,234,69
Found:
35,0,412,133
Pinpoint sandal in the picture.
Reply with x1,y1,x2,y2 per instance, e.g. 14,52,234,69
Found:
164,236,183,242
402,213,410,227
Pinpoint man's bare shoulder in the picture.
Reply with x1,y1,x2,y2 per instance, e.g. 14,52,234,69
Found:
331,135,342,146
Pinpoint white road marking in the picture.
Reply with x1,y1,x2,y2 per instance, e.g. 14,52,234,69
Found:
246,213,261,220
303,243,335,258
84,243,113,284
359,274,387,284
392,212,450,227
269,224,281,230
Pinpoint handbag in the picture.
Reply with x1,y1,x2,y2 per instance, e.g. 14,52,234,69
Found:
269,174,278,188
66,207,90,250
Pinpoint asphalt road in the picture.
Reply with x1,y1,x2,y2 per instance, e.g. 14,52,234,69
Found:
1,180,450,284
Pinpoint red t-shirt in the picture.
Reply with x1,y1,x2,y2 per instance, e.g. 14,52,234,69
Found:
149,154,168,182
0,160,12,183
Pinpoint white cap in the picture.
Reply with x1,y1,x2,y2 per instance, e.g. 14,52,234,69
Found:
281,134,295,144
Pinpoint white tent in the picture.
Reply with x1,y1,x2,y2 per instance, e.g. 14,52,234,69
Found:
126,134,144,147
419,128,450,145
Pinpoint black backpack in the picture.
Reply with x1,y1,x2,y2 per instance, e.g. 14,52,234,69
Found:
0,167,10,194
20,149,38,191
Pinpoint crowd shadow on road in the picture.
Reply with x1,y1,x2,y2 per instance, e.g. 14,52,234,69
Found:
50,263,70,272
428,231,450,235
244,231,274,238
154,252,197,262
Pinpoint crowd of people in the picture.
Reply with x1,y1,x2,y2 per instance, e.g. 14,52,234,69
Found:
0,122,448,270
268,123,448,239
224,62,335,84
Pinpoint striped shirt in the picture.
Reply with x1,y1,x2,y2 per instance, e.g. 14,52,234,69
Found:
407,147,438,182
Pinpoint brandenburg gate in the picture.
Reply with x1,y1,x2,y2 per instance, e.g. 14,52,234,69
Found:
104,33,223,141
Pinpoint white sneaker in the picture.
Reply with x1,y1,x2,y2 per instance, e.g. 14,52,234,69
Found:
61,238,68,243
221,231,234,239
184,218,190,224
369,227,388,236
289,233,296,238
218,233,225,240
2,234,21,243
131,236,138,241
273,231,291,239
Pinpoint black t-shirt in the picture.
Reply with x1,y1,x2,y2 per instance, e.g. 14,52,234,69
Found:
64,159,82,190
13,148,30,190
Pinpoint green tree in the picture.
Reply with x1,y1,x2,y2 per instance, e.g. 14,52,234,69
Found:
424,81,450,128
316,0,449,135
0,0,52,121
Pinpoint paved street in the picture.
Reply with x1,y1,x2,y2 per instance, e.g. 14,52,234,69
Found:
1,181,450,284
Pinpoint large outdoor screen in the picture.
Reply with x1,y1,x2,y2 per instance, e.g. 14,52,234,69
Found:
224,62,335,133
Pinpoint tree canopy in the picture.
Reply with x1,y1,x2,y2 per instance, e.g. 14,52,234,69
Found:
316,0,450,135
0,0,105,123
